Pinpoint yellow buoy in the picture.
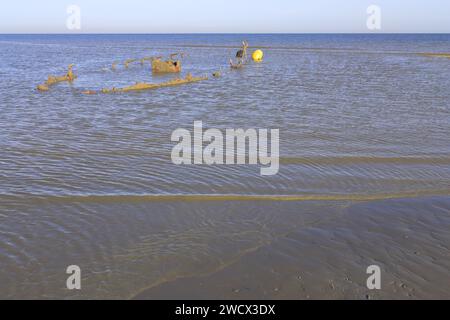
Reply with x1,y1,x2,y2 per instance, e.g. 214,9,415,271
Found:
252,49,264,62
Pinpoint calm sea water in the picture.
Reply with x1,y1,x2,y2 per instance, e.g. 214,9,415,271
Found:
0,34,449,299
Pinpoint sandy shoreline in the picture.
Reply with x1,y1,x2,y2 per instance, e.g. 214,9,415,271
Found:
133,196,450,300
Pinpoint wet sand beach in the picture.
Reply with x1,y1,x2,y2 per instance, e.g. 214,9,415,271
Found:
132,197,450,300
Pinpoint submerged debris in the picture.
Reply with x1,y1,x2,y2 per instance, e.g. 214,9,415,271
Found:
111,53,185,72
124,58,138,68
152,58,181,73
81,90,98,95
230,60,244,69
37,64,77,91
81,73,208,95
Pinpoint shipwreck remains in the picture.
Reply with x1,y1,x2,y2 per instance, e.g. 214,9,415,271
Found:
152,58,181,73
36,42,266,95
81,73,208,95
37,64,77,91
108,53,185,72
230,41,249,69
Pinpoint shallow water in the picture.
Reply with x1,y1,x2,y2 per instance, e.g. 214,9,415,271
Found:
0,34,449,299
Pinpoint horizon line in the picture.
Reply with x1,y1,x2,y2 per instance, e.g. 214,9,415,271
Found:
1,32,450,35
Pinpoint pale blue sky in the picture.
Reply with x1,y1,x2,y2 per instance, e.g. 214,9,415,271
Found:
0,0,449,33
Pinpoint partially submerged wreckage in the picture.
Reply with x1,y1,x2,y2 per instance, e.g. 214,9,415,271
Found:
117,53,184,72
152,53,183,73
81,73,208,95
37,64,77,91
230,41,249,69
36,43,264,94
